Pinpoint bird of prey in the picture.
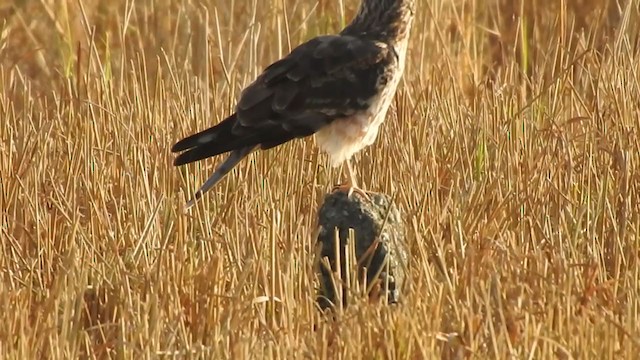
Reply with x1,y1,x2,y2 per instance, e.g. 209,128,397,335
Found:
172,0,415,208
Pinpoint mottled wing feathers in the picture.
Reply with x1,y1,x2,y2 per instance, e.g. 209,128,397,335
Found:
235,35,392,135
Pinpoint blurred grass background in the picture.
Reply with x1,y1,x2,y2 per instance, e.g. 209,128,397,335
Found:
1,0,639,358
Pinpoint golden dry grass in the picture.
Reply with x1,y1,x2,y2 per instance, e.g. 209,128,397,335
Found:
1,0,639,358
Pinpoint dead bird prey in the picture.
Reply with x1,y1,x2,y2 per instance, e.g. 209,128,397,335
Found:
172,0,415,208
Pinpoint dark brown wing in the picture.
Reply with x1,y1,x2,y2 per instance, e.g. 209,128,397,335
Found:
233,35,394,147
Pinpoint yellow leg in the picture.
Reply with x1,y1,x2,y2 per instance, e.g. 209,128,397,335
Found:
332,159,370,200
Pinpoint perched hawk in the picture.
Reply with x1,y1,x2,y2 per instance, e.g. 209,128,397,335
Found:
172,0,415,208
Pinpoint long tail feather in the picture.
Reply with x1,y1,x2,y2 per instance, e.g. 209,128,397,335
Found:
172,115,237,153
184,146,256,209
174,139,245,166
172,114,270,166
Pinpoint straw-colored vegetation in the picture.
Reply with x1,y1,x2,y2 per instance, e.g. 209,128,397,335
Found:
1,0,639,358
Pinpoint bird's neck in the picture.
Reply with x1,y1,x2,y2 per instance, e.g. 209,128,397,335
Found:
341,0,415,44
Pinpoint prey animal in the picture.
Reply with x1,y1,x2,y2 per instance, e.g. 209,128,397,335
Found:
172,0,415,208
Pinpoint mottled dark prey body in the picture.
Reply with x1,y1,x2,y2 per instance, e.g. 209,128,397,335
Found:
172,0,415,208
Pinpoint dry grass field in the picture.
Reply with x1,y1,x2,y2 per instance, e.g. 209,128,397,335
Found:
2,0,640,358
